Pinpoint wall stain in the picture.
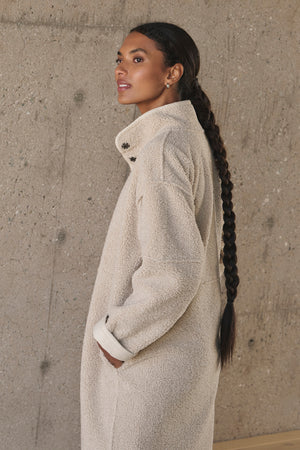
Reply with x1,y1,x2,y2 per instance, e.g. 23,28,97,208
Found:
262,243,269,262
40,359,50,375
57,229,66,243
264,216,275,230
241,130,249,149
35,108,71,448
248,338,255,347
74,89,85,105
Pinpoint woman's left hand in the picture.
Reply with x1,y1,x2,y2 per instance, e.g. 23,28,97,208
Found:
97,342,124,368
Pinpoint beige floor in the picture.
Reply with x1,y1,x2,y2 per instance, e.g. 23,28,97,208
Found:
213,430,300,450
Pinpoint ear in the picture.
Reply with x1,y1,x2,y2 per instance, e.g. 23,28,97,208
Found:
165,63,184,86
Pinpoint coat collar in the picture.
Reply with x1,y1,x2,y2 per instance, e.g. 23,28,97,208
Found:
115,100,199,169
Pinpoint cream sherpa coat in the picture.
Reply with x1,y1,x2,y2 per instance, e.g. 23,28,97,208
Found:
80,99,224,450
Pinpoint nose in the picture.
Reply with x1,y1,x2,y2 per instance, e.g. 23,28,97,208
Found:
115,61,128,77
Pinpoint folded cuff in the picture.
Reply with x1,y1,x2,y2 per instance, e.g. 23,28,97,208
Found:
93,315,136,361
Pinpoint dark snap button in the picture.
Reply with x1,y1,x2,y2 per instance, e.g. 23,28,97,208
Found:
121,142,130,149
129,156,136,161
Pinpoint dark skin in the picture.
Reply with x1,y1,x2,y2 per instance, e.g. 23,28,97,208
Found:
115,31,184,114
97,342,124,368
97,32,184,368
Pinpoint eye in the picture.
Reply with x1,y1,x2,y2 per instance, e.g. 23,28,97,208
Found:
115,56,144,65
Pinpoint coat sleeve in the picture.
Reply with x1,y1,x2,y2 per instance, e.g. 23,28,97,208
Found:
93,141,205,360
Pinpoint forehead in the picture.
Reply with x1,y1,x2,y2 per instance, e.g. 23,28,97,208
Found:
118,31,159,54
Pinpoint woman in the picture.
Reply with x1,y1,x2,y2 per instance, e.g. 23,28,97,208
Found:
80,22,239,450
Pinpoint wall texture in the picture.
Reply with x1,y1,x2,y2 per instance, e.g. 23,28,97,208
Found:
0,1,299,449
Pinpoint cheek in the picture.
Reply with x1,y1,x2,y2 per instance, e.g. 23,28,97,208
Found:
134,67,163,90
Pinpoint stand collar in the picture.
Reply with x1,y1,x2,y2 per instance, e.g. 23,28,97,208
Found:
115,100,198,169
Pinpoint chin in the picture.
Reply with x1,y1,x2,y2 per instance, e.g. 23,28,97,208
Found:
117,96,135,105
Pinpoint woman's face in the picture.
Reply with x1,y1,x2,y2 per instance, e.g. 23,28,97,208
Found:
115,31,179,114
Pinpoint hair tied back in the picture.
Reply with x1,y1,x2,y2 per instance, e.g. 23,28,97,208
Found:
129,21,239,368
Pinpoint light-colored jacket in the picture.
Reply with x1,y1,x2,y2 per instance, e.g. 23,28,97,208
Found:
80,99,224,450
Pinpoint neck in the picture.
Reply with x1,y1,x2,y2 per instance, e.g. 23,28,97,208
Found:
137,90,181,115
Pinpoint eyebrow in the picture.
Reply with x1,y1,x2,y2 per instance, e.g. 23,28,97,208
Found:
117,48,149,56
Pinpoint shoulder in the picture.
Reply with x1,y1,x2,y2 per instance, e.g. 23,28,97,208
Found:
136,122,208,199
138,124,202,185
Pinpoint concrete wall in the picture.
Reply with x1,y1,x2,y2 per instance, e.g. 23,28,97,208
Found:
0,1,298,448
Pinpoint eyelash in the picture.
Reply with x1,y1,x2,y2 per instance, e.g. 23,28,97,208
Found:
115,57,143,64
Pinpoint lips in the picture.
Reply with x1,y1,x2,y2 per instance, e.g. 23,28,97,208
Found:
117,80,131,91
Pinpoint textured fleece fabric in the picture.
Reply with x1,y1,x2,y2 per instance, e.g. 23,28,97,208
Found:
80,99,224,450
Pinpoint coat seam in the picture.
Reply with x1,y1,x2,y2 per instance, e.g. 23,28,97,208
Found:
157,180,194,197
138,180,194,203
110,374,119,450
161,129,193,188
142,255,203,263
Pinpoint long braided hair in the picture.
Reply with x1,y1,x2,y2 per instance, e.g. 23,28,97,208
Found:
130,22,239,368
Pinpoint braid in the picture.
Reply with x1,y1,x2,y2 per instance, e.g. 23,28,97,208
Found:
128,21,239,367
189,80,239,367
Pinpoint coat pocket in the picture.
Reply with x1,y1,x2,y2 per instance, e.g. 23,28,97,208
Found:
116,348,168,373
98,347,117,370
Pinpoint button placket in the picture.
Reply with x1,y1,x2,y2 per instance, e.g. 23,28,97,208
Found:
120,142,136,163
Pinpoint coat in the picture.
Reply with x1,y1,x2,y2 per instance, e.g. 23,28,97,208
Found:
80,99,224,450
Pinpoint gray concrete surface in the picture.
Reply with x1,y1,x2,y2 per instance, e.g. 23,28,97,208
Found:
0,1,299,448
